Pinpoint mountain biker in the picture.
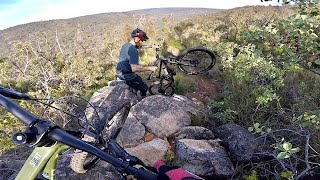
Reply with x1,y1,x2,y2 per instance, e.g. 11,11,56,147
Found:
116,29,202,180
116,28,156,98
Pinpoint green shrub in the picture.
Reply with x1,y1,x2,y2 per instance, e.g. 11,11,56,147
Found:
174,73,196,95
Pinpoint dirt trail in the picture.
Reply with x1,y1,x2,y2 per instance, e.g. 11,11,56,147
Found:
184,74,219,104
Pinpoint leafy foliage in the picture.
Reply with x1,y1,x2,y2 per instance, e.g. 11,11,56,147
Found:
274,140,301,159
167,2,320,179
174,73,196,94
243,170,258,180
280,171,294,180
294,112,320,129
248,122,271,134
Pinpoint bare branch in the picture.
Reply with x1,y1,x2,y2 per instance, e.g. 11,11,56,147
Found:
56,29,65,56
296,133,311,179
8,59,24,75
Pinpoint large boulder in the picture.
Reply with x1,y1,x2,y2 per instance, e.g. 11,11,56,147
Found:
56,152,122,180
175,139,234,177
116,113,145,148
89,83,138,108
172,95,210,125
0,146,33,180
175,126,215,140
81,83,138,130
56,84,139,179
213,123,258,162
125,138,169,166
0,159,26,180
130,95,191,137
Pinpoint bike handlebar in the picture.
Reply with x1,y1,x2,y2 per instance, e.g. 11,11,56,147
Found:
48,128,158,179
141,45,159,49
0,94,158,179
0,94,36,125
0,86,30,100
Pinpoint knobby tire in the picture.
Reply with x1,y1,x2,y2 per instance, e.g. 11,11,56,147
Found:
177,47,216,75
148,83,174,96
70,100,131,173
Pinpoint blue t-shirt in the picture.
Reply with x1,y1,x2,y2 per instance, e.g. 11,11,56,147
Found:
116,43,139,80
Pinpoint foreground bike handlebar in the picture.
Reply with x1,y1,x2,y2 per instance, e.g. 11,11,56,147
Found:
0,86,31,100
0,94,158,179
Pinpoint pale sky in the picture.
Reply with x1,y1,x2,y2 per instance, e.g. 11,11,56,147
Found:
0,0,281,30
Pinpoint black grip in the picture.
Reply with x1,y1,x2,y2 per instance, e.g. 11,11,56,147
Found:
133,167,158,180
0,94,37,125
0,86,30,100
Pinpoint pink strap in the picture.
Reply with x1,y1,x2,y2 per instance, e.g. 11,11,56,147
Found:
166,168,197,180
154,160,166,172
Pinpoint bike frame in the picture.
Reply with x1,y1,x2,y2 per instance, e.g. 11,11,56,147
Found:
0,88,159,179
154,61,174,93
147,47,194,96
151,48,176,84
16,143,69,180
148,45,216,83
149,47,200,82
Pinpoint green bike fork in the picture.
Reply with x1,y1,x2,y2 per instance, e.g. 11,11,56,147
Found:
16,143,69,180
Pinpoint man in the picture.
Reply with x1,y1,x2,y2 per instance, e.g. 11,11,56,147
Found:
116,29,201,180
116,28,156,97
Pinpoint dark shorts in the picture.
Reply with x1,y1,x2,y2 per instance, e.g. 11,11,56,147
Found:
125,75,148,96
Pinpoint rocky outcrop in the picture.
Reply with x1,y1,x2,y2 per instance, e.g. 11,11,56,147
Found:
175,139,234,177
130,95,192,137
214,123,258,162
2,84,263,179
125,138,169,166
79,82,139,130
116,113,145,147
58,85,235,179
56,153,122,180
175,126,215,140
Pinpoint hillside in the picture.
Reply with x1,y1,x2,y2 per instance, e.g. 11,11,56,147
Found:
1,4,320,179
0,8,220,57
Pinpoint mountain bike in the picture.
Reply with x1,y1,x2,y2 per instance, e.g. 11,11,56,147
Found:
146,46,216,96
0,86,158,179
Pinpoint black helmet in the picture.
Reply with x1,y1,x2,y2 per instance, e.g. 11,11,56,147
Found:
131,28,149,41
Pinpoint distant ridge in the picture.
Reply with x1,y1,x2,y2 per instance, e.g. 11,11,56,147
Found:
0,6,289,57
0,8,221,31
129,7,221,15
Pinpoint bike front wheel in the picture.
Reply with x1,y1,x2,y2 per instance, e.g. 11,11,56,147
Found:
148,82,175,96
70,100,131,173
177,47,216,75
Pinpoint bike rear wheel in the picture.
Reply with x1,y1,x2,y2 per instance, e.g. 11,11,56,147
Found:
148,82,175,96
177,47,216,75
70,100,131,173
